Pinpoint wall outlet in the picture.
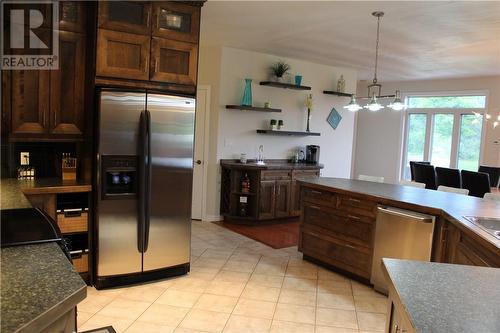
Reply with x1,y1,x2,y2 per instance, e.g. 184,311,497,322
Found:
20,152,29,165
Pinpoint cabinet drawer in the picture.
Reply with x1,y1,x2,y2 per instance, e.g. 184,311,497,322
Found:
302,187,336,206
57,212,88,234
301,229,371,277
292,170,320,179
337,195,377,218
303,204,373,246
72,253,88,273
261,170,291,180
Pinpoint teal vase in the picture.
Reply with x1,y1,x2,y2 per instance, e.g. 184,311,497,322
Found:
241,79,252,106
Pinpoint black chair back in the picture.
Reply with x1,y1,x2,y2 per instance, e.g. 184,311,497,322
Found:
410,161,431,181
435,167,461,188
413,164,437,190
461,170,491,198
478,166,500,188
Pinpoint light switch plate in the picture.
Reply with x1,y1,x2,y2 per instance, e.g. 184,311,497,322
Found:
20,152,29,165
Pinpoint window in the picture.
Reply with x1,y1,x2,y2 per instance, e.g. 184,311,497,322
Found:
402,93,486,179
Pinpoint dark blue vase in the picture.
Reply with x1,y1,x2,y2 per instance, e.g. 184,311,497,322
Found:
241,79,252,106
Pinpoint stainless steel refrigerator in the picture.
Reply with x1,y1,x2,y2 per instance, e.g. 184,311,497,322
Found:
95,90,195,289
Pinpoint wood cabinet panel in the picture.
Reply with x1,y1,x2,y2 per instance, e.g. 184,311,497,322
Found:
152,2,200,43
290,170,319,216
303,203,374,247
259,180,275,220
336,194,377,218
50,31,85,135
59,1,86,33
96,29,150,80
98,1,152,35
10,70,50,134
302,187,336,207
275,180,291,218
262,170,292,180
301,227,371,279
150,37,198,85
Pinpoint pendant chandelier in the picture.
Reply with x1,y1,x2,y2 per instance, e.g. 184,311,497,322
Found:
344,12,405,112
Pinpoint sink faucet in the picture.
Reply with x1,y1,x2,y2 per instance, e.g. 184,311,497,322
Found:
257,145,265,165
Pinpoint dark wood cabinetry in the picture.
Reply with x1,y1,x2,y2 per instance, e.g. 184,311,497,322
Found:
2,2,88,141
96,29,150,80
96,1,201,89
299,187,375,280
444,222,499,267
220,160,321,223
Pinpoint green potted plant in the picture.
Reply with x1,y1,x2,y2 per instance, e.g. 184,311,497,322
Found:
269,60,291,83
270,119,277,130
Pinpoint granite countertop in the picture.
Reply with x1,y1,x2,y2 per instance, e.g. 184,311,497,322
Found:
1,243,87,333
298,177,500,251
382,259,500,333
221,159,324,170
1,178,92,209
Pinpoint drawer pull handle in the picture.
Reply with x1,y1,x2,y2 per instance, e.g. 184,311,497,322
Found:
310,190,323,195
344,243,356,250
308,205,321,210
348,214,360,220
348,198,361,203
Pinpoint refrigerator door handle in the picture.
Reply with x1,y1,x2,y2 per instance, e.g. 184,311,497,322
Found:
144,109,152,252
137,110,147,253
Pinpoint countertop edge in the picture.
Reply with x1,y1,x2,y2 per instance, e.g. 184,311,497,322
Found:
298,179,500,253
16,285,87,333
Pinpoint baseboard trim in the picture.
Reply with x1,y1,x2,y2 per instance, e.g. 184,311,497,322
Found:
202,214,223,222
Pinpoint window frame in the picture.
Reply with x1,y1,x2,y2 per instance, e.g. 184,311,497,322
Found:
400,90,489,180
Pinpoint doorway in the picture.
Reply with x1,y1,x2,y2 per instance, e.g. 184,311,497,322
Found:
191,85,211,220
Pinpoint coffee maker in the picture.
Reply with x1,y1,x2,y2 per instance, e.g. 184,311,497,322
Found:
306,145,320,164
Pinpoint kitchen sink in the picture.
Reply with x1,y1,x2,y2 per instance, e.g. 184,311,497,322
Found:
463,216,500,239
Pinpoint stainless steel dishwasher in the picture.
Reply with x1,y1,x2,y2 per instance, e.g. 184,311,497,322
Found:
371,206,435,294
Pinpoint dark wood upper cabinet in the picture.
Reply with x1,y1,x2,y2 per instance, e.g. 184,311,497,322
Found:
96,29,150,81
98,1,152,35
150,37,198,85
152,2,200,43
50,31,85,135
10,70,50,135
59,1,86,33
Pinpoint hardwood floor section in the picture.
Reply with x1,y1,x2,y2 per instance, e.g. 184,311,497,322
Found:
214,220,300,249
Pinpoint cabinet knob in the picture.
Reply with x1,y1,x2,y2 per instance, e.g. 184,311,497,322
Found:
394,324,400,332
195,160,202,165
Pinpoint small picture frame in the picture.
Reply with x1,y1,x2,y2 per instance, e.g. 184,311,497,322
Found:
327,107,342,130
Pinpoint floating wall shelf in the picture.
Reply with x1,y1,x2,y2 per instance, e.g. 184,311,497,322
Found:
323,90,354,97
259,81,312,91
256,129,321,136
226,105,282,113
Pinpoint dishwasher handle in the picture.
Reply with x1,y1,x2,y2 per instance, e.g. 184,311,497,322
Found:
377,206,434,223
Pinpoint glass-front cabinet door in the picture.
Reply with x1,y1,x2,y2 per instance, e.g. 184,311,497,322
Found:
98,1,152,35
152,2,200,43
150,37,198,85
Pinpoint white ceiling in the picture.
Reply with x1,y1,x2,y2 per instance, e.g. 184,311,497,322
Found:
200,1,500,81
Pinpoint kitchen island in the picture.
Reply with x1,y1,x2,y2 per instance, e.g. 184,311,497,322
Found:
298,177,500,281
1,242,87,333
382,258,500,333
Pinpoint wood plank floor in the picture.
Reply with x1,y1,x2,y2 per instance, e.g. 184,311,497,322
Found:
214,220,300,249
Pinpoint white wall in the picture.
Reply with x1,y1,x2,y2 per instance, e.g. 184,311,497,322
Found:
353,76,500,184
199,46,358,220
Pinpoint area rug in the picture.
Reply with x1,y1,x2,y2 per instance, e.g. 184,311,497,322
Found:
80,326,116,333
214,221,300,249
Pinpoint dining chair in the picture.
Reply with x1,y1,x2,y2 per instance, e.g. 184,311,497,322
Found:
437,185,469,195
461,170,491,198
409,161,431,181
358,175,385,183
435,167,461,188
478,166,500,188
400,180,426,188
483,192,500,201
413,163,437,190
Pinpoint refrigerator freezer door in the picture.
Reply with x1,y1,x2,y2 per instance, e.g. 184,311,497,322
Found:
97,91,145,277
143,94,195,271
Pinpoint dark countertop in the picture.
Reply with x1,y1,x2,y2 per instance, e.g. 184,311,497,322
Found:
221,159,323,170
298,177,500,251
1,242,87,333
382,259,500,333
1,178,92,209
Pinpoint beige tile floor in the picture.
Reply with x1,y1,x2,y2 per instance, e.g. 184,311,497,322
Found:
78,221,387,333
